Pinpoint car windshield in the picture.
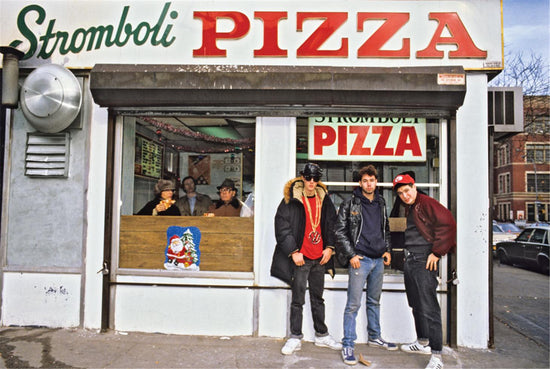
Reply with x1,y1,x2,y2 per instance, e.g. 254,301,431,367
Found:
499,223,521,233
493,224,504,233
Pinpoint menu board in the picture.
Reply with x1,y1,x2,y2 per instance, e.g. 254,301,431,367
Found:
135,135,163,179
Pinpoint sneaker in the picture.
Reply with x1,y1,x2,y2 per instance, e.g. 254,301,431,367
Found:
341,346,358,365
314,335,342,350
281,338,301,355
425,354,444,369
368,337,398,351
400,341,432,355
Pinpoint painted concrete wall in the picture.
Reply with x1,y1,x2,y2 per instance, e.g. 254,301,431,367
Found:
456,73,490,348
5,109,87,267
83,104,108,330
114,285,255,335
1,272,80,327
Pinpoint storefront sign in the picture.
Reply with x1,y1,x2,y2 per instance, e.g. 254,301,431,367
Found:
308,117,426,161
0,1,503,70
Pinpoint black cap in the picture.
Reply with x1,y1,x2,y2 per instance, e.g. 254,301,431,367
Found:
300,163,322,177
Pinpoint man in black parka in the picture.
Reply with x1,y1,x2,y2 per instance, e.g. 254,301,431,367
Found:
270,163,341,355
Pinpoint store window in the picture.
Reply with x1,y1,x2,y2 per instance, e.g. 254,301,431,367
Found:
526,202,549,222
118,116,255,273
296,117,444,273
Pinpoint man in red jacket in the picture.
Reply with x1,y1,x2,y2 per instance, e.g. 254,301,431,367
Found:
392,174,456,369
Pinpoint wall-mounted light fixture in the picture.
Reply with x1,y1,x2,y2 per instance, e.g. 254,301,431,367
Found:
0,46,25,107
20,64,82,133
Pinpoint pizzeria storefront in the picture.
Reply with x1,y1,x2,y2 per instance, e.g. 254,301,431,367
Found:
0,0,502,348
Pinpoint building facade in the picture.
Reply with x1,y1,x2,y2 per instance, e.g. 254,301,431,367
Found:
494,131,550,223
1,0,503,349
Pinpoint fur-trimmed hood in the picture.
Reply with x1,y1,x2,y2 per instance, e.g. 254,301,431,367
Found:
283,177,328,204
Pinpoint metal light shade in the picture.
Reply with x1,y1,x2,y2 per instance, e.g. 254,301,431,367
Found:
0,46,25,107
20,64,82,133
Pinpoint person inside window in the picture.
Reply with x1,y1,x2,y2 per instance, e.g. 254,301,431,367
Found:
205,178,242,217
176,176,212,216
137,179,181,216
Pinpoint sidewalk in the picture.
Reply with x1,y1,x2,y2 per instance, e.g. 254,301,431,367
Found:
0,318,548,369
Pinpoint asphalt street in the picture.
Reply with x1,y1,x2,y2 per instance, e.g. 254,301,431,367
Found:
492,261,549,350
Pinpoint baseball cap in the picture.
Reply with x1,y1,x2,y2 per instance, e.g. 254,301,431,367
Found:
392,174,415,189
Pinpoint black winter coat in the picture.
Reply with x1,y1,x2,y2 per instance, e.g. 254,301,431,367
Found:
270,177,337,285
137,196,181,216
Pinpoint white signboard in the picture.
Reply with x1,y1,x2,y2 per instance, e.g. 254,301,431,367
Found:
308,117,426,162
0,0,503,70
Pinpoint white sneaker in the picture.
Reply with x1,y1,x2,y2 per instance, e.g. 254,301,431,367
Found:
425,354,444,369
400,341,431,355
281,338,301,355
314,335,342,350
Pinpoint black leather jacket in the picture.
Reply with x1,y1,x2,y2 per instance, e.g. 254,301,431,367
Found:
335,189,391,267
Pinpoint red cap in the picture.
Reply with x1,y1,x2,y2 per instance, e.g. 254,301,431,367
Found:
393,174,415,188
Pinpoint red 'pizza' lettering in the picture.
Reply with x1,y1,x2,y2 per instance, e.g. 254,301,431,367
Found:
314,125,336,155
297,12,348,57
193,11,250,57
416,12,487,58
372,126,394,155
357,12,410,57
338,126,347,155
254,12,288,57
395,127,422,156
349,126,371,155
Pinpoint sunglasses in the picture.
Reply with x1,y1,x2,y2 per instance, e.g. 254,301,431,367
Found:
304,175,320,182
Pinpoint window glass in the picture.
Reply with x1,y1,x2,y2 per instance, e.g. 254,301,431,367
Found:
119,116,255,273
296,117,442,273
530,229,546,244
527,174,550,193
517,229,533,242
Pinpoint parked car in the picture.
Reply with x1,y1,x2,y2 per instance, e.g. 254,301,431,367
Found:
492,222,521,249
495,226,549,274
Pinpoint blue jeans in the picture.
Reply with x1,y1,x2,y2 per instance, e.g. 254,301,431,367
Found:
342,256,384,348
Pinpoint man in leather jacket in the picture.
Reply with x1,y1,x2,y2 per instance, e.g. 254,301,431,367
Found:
335,165,396,365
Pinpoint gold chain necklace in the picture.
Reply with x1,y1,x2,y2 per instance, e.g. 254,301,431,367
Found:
303,191,321,244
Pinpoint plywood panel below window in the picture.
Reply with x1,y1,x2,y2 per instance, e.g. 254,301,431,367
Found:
119,216,254,272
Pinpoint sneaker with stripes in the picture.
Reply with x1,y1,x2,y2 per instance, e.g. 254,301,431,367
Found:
400,341,431,355
425,354,444,369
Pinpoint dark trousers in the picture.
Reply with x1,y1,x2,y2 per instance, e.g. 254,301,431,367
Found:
290,257,328,338
403,254,443,352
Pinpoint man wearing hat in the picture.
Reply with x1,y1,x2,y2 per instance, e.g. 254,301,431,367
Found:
206,178,242,217
391,174,456,369
270,163,342,355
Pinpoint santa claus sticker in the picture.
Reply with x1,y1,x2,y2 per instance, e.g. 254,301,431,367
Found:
164,226,201,271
